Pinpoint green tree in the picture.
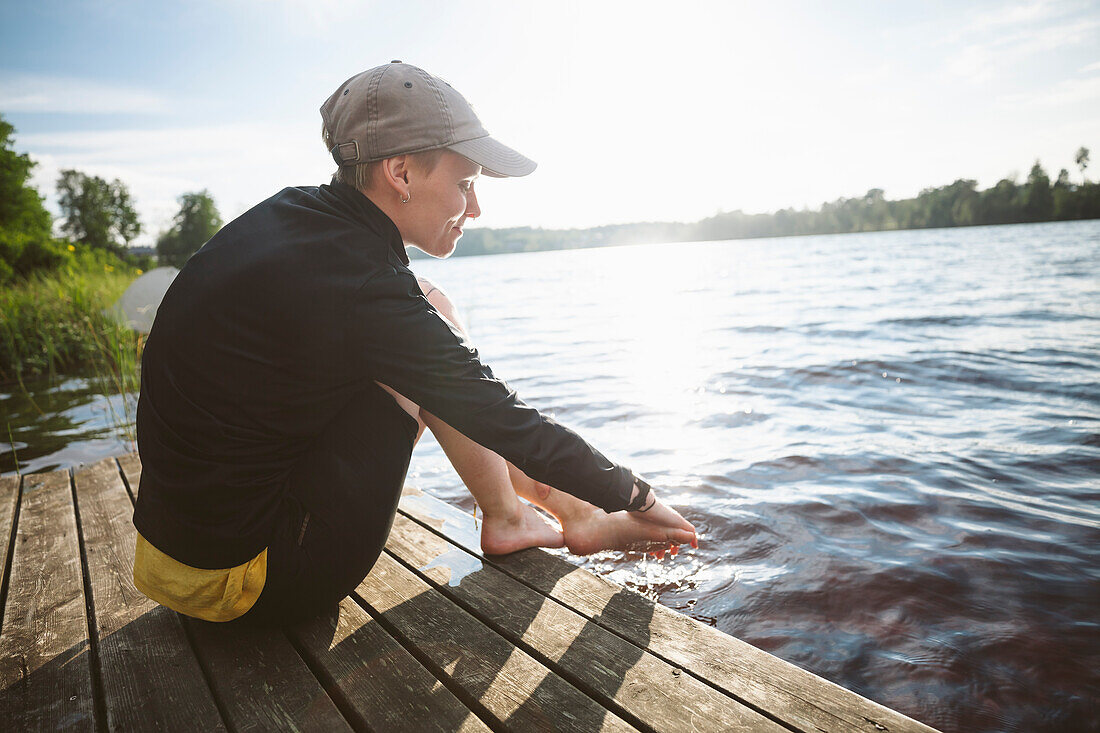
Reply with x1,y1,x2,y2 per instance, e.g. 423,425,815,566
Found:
0,115,68,283
156,190,223,268
1076,146,1090,183
1053,168,1077,220
945,179,980,226
978,177,1020,225
1023,161,1054,221
0,118,51,236
57,169,141,255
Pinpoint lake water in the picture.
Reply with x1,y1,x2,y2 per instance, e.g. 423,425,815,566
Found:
4,220,1099,731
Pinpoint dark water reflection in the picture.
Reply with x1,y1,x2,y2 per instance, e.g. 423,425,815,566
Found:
1,376,135,474
4,220,1099,731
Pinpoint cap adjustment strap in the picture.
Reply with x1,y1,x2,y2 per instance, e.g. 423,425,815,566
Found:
331,141,360,166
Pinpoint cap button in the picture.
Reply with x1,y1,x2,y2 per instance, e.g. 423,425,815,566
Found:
390,59,402,64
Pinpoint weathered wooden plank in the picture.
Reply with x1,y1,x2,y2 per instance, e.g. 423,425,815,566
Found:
0,471,95,730
0,473,20,630
384,512,787,733
184,618,354,733
73,457,225,731
113,454,352,732
399,487,941,733
356,551,637,733
287,595,490,733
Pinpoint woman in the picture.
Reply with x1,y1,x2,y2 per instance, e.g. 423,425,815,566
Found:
132,61,696,627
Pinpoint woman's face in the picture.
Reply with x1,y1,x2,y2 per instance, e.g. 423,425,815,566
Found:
402,151,481,258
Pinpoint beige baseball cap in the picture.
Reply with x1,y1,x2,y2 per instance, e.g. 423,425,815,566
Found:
320,61,536,178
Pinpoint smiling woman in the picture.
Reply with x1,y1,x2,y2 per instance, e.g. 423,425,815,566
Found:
130,60,696,629
360,150,482,259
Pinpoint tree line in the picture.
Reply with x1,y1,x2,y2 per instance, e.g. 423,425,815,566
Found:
442,150,1099,257
1,115,221,284
4,111,1098,280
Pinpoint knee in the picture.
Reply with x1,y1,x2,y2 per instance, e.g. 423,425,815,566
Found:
416,277,467,336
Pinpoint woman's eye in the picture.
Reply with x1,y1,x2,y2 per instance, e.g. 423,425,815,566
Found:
459,181,472,192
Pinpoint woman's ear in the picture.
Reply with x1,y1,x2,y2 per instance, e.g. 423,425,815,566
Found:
379,155,411,200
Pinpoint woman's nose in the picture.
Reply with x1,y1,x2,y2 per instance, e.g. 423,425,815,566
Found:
465,189,481,219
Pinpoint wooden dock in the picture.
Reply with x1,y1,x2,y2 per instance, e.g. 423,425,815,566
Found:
0,454,940,731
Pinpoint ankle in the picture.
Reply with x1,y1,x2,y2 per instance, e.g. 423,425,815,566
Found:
555,496,602,528
480,497,525,527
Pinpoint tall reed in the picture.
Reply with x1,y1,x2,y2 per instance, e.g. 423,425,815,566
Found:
1,263,144,446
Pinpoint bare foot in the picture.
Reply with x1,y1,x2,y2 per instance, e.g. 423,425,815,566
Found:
562,505,697,556
480,501,565,555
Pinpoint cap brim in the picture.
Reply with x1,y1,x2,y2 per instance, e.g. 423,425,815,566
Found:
447,136,537,178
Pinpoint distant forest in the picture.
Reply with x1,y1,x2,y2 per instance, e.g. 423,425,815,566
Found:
427,151,1100,259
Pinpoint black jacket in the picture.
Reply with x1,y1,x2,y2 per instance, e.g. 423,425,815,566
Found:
133,182,635,568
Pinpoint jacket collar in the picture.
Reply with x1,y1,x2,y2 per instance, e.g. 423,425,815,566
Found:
322,181,409,266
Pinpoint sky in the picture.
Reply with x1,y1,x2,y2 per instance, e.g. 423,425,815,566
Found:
1,0,1098,247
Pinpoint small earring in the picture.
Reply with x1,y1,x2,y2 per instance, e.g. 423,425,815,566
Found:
401,192,411,204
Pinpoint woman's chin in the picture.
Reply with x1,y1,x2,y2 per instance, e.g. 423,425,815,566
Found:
413,242,456,259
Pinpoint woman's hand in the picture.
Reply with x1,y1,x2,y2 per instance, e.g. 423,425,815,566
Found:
629,482,698,558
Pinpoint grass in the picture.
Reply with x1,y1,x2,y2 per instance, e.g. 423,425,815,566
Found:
1,263,145,444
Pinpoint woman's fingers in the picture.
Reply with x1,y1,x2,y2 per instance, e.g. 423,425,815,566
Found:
638,498,696,535
631,497,699,557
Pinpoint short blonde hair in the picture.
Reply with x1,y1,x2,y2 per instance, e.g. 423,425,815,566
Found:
322,125,446,190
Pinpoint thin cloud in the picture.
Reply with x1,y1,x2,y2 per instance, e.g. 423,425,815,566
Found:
966,0,1065,31
1001,74,1100,107
945,16,1099,83
0,73,170,114
1080,60,1100,73
232,0,354,34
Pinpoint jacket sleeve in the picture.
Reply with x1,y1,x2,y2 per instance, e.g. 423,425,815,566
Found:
345,266,635,513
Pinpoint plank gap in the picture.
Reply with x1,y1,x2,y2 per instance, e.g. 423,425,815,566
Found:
381,547,656,733
113,457,136,505
69,467,109,733
0,474,21,635
179,616,239,733
282,620,380,733
276,625,359,731
349,589,506,733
